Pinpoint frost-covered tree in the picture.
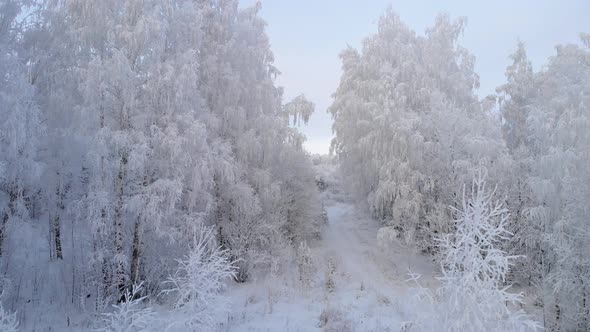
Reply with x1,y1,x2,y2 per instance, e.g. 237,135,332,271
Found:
527,36,590,332
435,171,538,331
45,0,196,303
282,94,315,149
197,1,324,280
496,42,544,287
498,36,590,331
0,0,43,257
497,41,536,153
284,94,315,127
329,10,510,252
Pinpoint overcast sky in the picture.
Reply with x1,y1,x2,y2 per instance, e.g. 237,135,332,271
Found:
241,1,590,155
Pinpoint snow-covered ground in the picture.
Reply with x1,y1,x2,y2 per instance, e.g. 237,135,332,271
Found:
224,166,435,331
11,163,542,331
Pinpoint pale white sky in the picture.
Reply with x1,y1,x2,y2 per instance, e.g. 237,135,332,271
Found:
241,1,590,154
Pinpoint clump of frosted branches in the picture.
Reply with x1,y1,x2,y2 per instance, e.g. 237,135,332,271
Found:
404,170,540,331
96,283,155,332
162,225,236,330
436,170,539,331
0,300,18,332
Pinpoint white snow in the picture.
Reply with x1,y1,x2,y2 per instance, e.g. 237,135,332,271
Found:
224,168,436,332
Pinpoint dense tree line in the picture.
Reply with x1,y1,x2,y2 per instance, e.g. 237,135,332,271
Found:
2,1,588,330
0,0,323,329
330,10,589,331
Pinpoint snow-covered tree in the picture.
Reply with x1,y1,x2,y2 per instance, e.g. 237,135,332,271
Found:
198,1,324,280
435,170,538,331
528,36,590,332
497,41,536,153
282,94,315,150
498,36,590,331
496,42,544,289
329,10,510,252
284,94,315,127
0,0,43,257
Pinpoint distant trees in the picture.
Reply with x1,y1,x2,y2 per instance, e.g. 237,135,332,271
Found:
498,35,590,331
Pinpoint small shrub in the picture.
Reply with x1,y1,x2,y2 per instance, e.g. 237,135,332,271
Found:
96,283,154,332
318,307,353,332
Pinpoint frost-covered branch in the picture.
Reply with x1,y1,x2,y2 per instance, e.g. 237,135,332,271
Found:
435,170,539,331
161,225,236,330
96,283,154,332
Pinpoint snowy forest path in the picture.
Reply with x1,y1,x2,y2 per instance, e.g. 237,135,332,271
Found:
225,171,435,331
318,194,435,296
321,200,399,291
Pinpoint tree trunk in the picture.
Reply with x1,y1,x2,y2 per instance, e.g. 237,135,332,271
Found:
0,209,9,257
580,276,588,331
54,177,64,260
0,190,15,257
213,175,246,282
53,215,63,260
555,303,561,332
130,218,142,286
114,154,127,302
214,174,227,249
98,256,111,311
49,176,65,260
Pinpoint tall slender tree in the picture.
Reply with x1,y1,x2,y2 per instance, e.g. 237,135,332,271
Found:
0,0,44,257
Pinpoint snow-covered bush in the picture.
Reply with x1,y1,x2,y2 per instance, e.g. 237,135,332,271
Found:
0,300,18,332
162,226,236,330
96,283,154,332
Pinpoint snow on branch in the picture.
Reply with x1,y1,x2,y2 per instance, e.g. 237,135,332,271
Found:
161,225,237,330
96,283,155,332
435,169,539,331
